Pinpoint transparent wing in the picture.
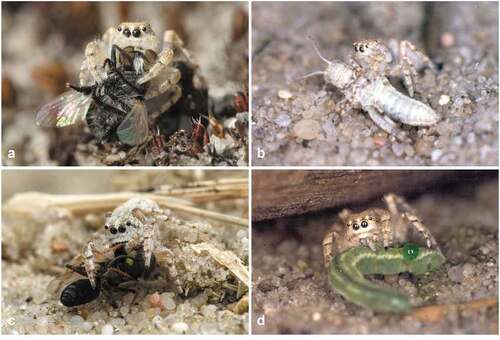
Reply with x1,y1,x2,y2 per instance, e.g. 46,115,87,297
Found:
36,90,92,128
47,271,82,299
117,100,149,145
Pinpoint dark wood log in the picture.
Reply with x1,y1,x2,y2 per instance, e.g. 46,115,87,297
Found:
252,170,487,221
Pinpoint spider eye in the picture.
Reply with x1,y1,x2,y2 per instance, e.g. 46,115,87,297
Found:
110,227,118,234
353,223,360,230
359,46,365,53
142,26,147,32
118,225,126,233
123,28,131,37
368,216,373,220
361,220,368,228
132,28,141,38
126,221,132,226
354,45,358,52
117,26,122,32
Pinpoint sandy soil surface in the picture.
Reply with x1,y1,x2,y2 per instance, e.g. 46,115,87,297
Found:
252,176,498,334
252,2,498,166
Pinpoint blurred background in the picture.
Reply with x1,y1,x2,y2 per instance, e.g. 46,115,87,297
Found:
2,169,247,199
2,1,248,165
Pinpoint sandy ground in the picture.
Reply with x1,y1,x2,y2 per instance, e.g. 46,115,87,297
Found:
2,171,249,334
252,176,498,334
251,2,498,166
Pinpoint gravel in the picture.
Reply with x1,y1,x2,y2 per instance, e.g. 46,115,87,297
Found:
252,178,498,334
251,2,498,165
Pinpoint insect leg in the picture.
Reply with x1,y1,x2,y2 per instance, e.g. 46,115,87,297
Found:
102,58,144,95
109,44,135,68
365,106,409,142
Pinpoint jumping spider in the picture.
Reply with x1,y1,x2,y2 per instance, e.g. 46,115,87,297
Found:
82,198,181,293
37,22,206,145
350,39,436,98
322,193,440,266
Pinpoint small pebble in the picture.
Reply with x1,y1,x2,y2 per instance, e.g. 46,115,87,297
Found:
275,113,291,128
438,94,450,106
392,143,405,157
172,322,189,334
293,119,321,140
278,89,293,100
448,265,465,283
201,304,217,317
431,149,443,161
312,312,322,322
441,32,455,47
161,293,176,310
149,292,163,309
101,324,114,335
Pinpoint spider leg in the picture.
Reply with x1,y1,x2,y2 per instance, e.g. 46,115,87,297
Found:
398,40,436,97
322,231,334,267
338,209,352,223
138,49,175,85
156,245,183,294
83,241,97,289
359,237,377,252
145,85,182,117
145,67,181,99
402,212,439,250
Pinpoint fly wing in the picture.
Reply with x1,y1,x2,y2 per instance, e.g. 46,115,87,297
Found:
116,100,149,145
36,90,92,128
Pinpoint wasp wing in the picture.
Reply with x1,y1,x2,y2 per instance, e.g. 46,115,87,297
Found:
36,90,92,128
116,100,149,145
47,270,83,299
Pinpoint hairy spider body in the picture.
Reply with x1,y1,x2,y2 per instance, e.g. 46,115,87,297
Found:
82,198,181,293
322,193,440,266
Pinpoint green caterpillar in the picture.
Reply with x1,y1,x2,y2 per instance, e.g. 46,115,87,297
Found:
327,244,445,313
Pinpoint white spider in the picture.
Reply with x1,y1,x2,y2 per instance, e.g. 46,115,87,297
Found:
83,198,179,291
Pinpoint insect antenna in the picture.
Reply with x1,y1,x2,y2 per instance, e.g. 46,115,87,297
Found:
293,70,326,82
292,36,333,82
308,35,333,65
